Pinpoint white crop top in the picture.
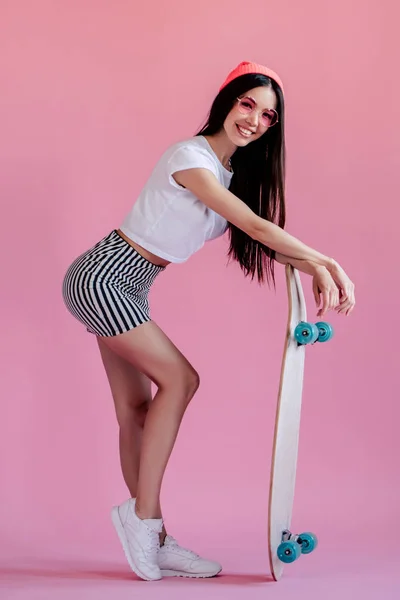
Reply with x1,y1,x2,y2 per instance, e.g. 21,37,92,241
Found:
119,135,233,263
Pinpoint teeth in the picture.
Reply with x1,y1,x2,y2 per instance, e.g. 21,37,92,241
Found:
237,125,253,136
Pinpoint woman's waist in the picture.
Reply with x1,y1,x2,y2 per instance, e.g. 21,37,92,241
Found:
116,229,170,268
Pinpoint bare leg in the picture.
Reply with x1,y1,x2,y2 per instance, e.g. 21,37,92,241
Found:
98,338,151,498
98,320,199,521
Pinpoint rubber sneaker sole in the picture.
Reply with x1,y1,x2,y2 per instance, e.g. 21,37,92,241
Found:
160,567,222,578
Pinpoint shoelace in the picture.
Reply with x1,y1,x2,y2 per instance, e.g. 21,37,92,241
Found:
167,536,199,559
144,529,160,560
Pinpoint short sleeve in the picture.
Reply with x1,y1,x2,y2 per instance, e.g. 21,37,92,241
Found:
167,144,219,189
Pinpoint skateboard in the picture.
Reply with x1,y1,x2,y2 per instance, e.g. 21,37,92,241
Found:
267,264,333,581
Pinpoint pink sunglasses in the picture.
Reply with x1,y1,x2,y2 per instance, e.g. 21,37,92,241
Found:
236,96,279,127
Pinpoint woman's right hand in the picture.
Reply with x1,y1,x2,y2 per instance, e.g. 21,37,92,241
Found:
312,267,340,318
326,260,356,316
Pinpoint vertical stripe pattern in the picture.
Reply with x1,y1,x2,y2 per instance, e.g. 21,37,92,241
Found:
62,230,165,337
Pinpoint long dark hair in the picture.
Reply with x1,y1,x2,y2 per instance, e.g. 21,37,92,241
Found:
196,74,286,286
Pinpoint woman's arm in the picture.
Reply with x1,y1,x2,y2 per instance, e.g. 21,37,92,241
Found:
172,168,335,270
173,167,355,314
274,252,324,276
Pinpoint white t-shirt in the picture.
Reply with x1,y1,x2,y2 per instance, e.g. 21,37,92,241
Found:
119,135,233,263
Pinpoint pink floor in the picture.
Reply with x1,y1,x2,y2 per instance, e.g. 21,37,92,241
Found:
2,536,398,600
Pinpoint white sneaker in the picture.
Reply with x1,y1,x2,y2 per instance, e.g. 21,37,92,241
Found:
158,535,222,578
111,498,163,581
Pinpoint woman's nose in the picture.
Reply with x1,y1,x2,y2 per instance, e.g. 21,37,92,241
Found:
246,112,259,126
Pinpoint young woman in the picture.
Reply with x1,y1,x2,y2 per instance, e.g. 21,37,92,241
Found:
62,61,355,581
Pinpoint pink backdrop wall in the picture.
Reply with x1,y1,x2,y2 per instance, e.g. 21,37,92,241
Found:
1,0,398,572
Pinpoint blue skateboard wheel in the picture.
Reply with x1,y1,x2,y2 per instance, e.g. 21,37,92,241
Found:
294,322,319,345
298,532,318,554
277,540,301,563
315,322,334,343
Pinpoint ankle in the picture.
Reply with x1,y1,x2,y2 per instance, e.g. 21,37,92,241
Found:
159,526,167,546
135,499,162,521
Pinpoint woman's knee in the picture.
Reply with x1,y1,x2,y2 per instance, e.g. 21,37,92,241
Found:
116,399,151,429
99,323,200,407
184,366,200,398
156,362,200,402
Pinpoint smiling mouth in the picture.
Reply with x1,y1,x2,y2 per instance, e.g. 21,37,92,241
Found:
236,124,255,138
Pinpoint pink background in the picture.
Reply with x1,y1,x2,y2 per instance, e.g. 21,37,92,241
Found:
1,0,398,598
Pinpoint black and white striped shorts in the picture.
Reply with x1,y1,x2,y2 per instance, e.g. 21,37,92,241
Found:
62,230,165,337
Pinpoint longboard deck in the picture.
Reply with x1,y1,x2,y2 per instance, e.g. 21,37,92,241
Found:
268,265,307,581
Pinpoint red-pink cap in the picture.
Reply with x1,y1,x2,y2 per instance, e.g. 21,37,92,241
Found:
219,61,284,94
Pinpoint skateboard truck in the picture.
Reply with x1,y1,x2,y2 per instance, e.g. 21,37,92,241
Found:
277,529,319,564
